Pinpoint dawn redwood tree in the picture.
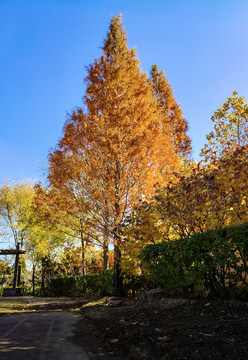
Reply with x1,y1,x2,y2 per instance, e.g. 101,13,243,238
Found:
150,64,192,159
48,15,180,295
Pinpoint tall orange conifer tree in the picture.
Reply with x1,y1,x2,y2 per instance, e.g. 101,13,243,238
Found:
150,64,192,158
48,15,180,295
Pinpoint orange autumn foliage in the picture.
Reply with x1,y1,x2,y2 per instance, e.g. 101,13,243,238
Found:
150,64,192,159
47,15,183,294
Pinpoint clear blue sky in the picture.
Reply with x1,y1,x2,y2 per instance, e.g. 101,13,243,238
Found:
1,0,248,184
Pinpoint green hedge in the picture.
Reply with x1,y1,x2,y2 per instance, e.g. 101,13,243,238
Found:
122,273,156,296
140,223,248,299
42,270,114,297
42,270,153,297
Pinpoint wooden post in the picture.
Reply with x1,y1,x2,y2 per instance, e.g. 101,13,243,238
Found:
0,245,26,295
13,243,20,289
17,265,21,286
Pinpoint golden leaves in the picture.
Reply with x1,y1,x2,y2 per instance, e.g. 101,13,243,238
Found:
201,91,248,162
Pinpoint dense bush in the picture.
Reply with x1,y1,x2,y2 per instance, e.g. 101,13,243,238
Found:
122,273,156,296
140,223,248,299
42,270,114,297
42,270,153,297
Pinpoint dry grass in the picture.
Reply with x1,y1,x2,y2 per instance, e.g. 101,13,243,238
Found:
0,299,29,316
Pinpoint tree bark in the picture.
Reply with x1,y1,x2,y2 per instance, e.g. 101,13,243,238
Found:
17,265,21,287
103,203,109,270
40,258,45,294
32,264,35,295
113,230,122,296
80,219,86,275
103,237,109,270
113,161,122,296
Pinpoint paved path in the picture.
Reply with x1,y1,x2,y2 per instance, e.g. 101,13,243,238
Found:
1,296,88,306
0,311,91,360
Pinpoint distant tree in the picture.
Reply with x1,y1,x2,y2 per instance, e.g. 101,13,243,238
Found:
25,211,66,295
201,91,248,161
33,184,96,275
0,259,12,289
48,15,180,295
0,182,34,248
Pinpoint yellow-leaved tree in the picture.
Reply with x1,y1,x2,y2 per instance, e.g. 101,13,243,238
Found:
0,182,34,249
201,91,248,161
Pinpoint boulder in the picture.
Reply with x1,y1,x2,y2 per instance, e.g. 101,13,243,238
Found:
109,299,123,307
137,288,165,302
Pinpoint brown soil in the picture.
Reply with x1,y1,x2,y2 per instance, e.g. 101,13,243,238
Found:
4,296,248,359
78,296,248,360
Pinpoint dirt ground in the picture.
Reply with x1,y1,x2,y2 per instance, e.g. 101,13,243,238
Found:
77,295,248,360
1,295,248,359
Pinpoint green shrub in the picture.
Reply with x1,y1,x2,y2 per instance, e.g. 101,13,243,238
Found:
42,270,114,297
43,276,76,297
140,223,248,299
42,269,154,297
122,273,156,296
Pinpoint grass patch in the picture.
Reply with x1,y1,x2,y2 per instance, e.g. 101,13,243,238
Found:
80,296,113,309
0,299,29,316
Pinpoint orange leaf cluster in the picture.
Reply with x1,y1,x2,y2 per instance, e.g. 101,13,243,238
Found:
44,15,191,293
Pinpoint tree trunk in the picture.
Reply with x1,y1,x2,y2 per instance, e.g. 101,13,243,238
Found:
103,238,109,270
103,200,109,270
103,214,109,271
75,277,78,297
113,161,122,296
17,265,21,287
80,219,86,275
13,243,20,289
40,258,45,294
71,266,78,297
32,264,35,295
113,231,122,296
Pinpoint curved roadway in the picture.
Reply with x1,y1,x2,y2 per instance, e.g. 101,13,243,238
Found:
0,297,107,360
